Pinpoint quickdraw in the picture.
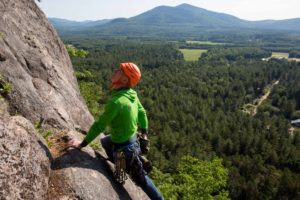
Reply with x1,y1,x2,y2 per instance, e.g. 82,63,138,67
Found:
113,151,127,184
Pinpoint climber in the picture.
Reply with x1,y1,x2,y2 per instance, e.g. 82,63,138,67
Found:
68,62,164,200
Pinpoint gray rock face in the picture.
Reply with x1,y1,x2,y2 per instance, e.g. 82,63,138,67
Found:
0,0,93,132
49,131,150,200
0,115,51,199
0,1,152,199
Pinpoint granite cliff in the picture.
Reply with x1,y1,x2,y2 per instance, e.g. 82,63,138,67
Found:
0,0,149,199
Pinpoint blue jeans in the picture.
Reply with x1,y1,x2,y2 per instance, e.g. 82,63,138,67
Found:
101,135,164,200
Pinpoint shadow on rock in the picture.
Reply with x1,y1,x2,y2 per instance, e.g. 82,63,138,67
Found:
51,148,132,200
38,140,53,162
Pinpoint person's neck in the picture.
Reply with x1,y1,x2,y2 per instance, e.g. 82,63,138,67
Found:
111,83,130,90
114,86,130,91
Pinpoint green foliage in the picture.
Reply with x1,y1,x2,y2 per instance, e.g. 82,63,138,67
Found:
34,121,54,147
66,45,89,58
151,168,178,199
276,169,300,199
0,74,12,96
89,141,102,151
0,32,5,38
289,50,300,58
78,81,103,117
152,156,229,199
68,40,300,200
291,111,300,120
200,47,271,64
75,70,94,81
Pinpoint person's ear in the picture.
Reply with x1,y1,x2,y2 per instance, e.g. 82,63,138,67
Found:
121,76,129,85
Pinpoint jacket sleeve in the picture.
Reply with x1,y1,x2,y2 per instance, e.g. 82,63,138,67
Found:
137,99,148,130
83,101,119,144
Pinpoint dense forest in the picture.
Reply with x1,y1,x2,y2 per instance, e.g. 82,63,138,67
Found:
68,40,300,199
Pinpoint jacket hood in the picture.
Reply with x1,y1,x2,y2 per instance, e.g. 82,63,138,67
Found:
111,88,137,102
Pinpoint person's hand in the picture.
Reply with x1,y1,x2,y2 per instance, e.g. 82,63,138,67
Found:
67,139,82,149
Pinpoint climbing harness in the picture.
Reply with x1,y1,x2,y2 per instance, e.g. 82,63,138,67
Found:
112,135,152,184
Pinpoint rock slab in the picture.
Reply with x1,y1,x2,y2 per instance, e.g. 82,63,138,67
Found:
0,0,93,132
49,131,150,200
0,116,51,199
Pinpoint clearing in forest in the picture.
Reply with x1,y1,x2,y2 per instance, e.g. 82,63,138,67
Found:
242,80,280,116
271,52,289,58
186,41,225,45
180,49,207,61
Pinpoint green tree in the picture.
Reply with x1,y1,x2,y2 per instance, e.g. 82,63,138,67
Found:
66,45,89,58
68,41,300,199
79,81,103,117
152,156,229,200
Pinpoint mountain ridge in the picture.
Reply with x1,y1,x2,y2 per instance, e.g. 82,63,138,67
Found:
49,3,300,38
49,18,111,30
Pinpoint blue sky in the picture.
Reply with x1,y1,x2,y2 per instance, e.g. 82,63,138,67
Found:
36,0,300,21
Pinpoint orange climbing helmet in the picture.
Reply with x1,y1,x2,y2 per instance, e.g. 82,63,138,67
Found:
120,62,141,87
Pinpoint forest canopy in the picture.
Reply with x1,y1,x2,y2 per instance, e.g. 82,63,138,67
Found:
69,41,300,200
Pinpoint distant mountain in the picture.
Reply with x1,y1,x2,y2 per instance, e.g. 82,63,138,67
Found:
129,4,247,27
49,18,111,31
49,4,300,38
249,18,300,31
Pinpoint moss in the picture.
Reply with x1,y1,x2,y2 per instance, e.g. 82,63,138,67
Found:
0,74,12,96
0,32,5,38
47,140,54,148
34,121,54,147
89,142,102,151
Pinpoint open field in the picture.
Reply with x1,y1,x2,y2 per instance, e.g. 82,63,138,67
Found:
180,49,207,61
263,52,300,62
186,40,225,45
271,52,289,58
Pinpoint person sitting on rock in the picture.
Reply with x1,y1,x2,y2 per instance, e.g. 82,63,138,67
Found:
68,62,164,200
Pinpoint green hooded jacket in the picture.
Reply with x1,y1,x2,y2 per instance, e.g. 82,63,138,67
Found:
84,88,148,144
